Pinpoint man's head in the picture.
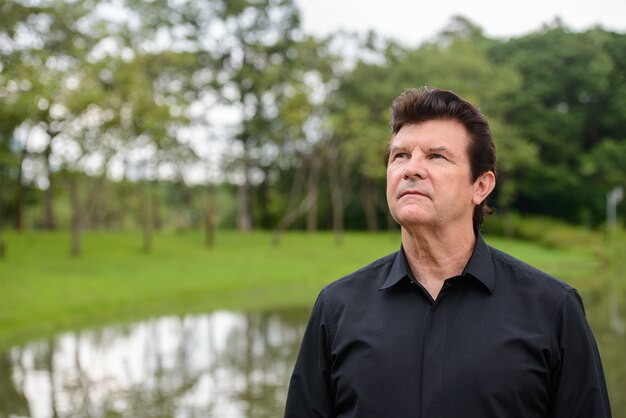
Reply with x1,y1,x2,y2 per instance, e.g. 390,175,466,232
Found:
385,87,496,230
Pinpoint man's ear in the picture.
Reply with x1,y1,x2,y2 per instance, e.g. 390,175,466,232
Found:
472,171,496,206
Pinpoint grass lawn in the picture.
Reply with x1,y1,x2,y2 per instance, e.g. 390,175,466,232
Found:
0,229,600,349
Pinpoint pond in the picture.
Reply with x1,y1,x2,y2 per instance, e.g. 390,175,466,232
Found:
0,310,309,418
1,295,625,418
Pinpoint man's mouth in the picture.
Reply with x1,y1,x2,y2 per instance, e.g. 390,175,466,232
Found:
399,189,428,198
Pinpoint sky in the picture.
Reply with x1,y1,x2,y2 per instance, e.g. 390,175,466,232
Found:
295,0,626,46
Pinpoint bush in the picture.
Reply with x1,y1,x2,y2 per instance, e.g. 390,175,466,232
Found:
482,213,602,249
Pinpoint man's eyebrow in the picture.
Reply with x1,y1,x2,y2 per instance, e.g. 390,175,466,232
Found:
389,145,408,153
428,146,458,161
429,145,453,155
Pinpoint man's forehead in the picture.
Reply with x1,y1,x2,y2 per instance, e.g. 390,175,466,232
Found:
390,121,470,148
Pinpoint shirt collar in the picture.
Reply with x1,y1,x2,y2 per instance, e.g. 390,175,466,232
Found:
378,245,413,290
462,233,496,294
378,232,495,294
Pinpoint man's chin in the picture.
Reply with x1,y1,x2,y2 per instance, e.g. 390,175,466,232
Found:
395,212,432,228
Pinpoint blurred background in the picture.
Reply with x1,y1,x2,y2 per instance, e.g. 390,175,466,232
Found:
0,0,625,416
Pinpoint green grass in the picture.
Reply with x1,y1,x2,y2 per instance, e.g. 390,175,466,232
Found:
0,229,600,349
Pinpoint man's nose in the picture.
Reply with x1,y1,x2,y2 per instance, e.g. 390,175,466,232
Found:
403,156,427,179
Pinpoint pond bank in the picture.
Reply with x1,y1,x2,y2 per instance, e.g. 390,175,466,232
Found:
0,229,606,349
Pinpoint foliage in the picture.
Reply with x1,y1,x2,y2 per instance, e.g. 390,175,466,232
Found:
0,3,625,237
483,213,604,249
488,25,626,224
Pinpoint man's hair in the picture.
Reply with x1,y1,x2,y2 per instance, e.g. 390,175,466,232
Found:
385,86,496,230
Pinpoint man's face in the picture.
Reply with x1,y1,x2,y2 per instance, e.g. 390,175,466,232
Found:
386,119,482,230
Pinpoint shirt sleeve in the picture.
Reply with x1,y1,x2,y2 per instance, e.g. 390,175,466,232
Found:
550,289,612,417
284,290,335,418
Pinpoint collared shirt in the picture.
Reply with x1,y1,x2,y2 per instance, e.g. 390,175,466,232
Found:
284,234,611,418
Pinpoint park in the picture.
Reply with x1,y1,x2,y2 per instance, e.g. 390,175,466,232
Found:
1,0,625,416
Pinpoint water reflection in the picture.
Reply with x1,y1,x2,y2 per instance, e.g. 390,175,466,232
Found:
0,310,308,418
2,298,625,417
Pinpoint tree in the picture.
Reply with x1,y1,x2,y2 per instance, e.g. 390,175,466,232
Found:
208,0,320,231
98,52,198,251
488,25,625,224
1,0,101,230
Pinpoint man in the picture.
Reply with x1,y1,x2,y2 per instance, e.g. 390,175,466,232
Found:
284,87,611,417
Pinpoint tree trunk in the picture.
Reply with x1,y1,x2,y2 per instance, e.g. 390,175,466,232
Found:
272,157,309,245
142,180,153,252
68,173,81,257
151,155,162,231
205,185,215,248
14,147,27,230
272,186,317,246
237,137,253,231
152,181,162,231
258,170,271,229
328,150,344,245
83,173,107,229
41,138,57,229
306,154,321,232
361,179,380,231
496,173,516,238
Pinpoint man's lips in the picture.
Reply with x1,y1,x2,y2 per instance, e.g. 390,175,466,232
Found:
398,189,428,198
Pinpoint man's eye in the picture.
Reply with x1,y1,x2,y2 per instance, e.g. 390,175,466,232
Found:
429,153,445,160
394,152,409,160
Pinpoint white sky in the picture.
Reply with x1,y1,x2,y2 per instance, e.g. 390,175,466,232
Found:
295,0,626,46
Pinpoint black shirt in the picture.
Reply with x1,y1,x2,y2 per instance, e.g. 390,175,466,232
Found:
284,234,611,418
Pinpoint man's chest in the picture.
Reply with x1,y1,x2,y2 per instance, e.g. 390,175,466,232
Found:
328,291,553,417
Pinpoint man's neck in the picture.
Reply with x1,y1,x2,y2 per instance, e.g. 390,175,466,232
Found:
401,225,476,300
